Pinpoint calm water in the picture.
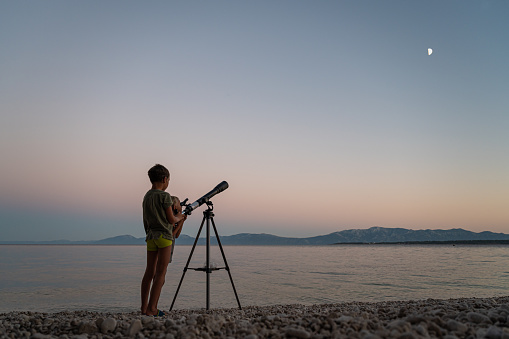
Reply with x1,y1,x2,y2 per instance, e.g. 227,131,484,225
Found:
1,244,508,313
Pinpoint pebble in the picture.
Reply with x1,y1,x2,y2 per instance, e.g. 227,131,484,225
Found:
141,315,154,325
447,319,468,333
79,321,98,334
1,296,509,338
467,311,491,324
165,319,176,328
32,334,51,339
486,325,503,339
128,319,143,336
285,327,311,338
100,317,117,333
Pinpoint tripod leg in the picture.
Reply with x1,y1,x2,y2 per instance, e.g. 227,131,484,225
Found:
170,215,206,311
206,214,211,310
211,217,242,310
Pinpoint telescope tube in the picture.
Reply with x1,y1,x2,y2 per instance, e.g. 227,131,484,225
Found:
183,181,229,215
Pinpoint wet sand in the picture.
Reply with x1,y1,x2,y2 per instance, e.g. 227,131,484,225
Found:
1,296,509,338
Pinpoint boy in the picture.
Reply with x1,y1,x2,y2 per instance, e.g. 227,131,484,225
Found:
141,164,186,316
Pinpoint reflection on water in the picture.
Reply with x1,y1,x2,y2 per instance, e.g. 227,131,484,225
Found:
0,244,508,313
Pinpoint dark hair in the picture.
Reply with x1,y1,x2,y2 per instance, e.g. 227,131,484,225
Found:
148,164,170,183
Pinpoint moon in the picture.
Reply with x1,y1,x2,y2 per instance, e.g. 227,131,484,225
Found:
428,48,433,55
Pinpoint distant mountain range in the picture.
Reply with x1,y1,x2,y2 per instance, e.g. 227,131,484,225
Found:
2,227,509,245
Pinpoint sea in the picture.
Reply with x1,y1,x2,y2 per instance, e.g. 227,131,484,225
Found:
1,244,508,313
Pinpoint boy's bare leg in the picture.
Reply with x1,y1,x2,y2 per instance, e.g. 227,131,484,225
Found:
141,251,158,314
146,245,172,315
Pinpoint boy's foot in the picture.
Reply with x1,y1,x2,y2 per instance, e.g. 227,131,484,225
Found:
152,309,165,317
145,309,165,317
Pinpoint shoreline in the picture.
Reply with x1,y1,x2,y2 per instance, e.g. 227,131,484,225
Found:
2,240,509,246
1,296,509,338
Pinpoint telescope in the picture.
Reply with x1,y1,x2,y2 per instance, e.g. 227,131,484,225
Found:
181,181,229,215
171,179,241,311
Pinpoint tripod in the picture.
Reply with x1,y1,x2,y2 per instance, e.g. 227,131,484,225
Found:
170,201,242,311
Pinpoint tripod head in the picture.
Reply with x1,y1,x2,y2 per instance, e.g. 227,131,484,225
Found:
180,181,228,215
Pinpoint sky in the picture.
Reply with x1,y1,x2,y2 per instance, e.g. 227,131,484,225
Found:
1,1,508,241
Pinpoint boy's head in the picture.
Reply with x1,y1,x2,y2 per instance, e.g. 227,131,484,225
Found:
148,164,170,184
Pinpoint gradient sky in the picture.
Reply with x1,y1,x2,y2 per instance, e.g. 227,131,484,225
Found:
1,1,508,241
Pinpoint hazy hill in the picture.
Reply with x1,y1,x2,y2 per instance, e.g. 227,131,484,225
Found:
183,227,509,245
2,227,508,245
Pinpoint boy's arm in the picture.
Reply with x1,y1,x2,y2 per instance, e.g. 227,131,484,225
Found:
165,206,185,225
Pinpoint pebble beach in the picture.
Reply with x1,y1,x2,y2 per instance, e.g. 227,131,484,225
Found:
1,296,509,338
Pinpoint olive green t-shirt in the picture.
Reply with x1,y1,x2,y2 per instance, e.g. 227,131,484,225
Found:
142,189,174,241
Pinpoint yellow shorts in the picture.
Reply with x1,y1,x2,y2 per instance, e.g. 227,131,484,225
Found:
146,235,173,251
